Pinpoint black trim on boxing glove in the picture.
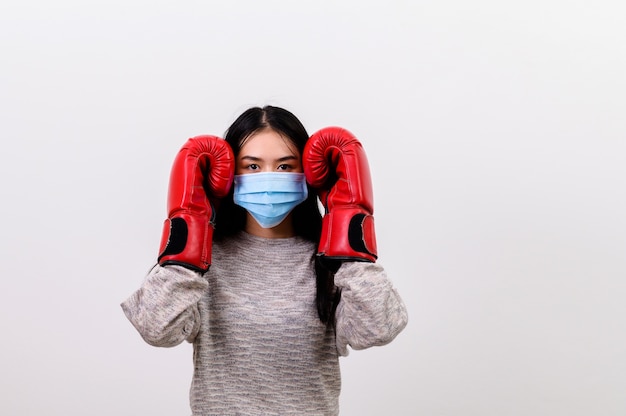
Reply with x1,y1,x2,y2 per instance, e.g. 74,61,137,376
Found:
348,213,378,260
158,217,188,259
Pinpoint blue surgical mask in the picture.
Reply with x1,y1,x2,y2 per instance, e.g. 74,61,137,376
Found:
233,172,309,228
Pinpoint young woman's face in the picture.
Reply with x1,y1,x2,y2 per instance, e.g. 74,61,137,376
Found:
236,128,303,175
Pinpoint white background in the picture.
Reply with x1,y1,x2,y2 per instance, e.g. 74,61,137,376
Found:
1,1,625,415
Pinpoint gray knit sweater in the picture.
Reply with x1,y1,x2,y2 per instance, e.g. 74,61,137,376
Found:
121,231,408,416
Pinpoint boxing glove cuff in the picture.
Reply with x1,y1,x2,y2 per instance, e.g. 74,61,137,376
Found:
318,207,377,263
158,211,214,273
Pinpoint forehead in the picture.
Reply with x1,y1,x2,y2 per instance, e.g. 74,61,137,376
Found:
238,129,299,158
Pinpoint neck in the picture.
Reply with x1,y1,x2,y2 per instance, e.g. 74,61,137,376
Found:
244,213,296,238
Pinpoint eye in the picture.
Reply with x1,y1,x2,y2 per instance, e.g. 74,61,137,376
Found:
277,164,291,171
247,163,260,171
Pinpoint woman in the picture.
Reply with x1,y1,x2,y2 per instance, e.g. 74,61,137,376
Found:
121,105,408,416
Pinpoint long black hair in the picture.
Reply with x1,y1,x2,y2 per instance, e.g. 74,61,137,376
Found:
213,105,340,326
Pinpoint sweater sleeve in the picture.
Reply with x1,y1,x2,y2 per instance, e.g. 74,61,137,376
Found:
333,261,408,356
121,264,208,347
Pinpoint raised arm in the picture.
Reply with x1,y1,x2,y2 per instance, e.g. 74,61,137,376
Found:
121,265,207,347
333,262,408,356
122,135,234,346
303,127,407,355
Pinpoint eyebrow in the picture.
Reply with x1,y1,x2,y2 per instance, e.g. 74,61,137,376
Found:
239,155,298,163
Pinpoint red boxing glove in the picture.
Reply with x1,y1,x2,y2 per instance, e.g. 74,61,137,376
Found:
303,126,377,263
158,135,235,272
